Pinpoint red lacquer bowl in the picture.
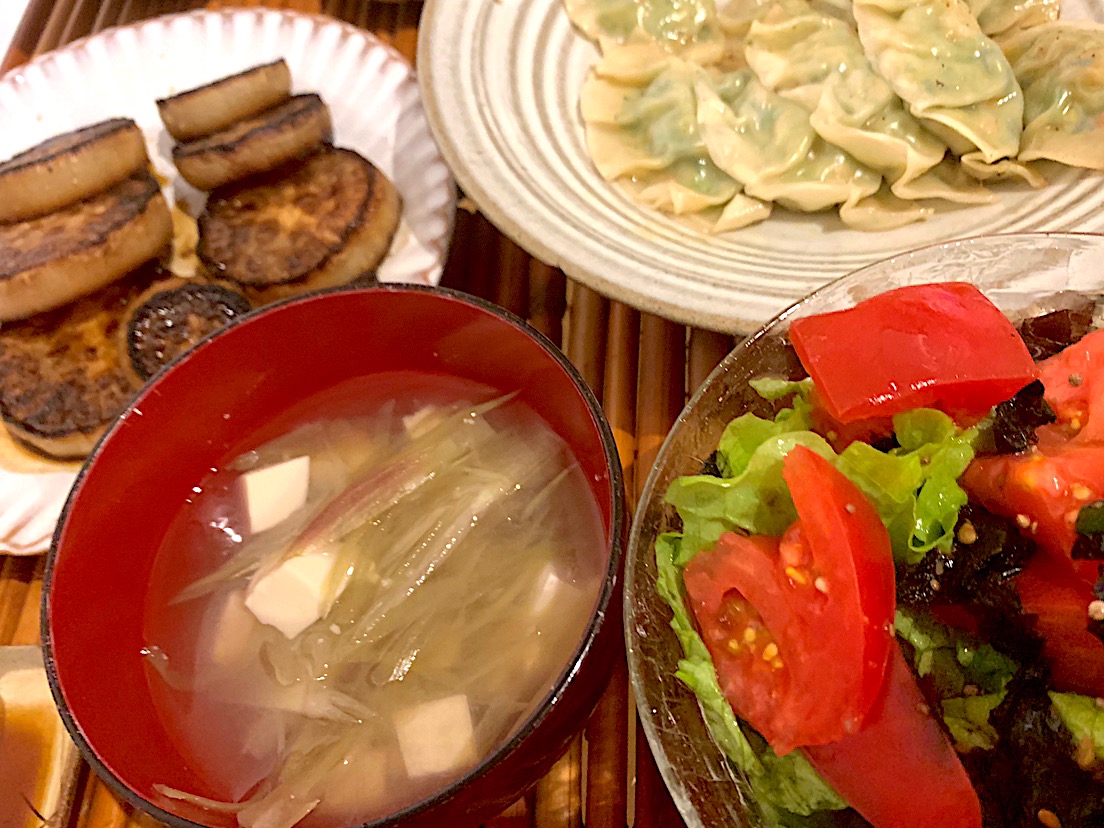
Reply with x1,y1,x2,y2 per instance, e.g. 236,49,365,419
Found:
42,285,625,828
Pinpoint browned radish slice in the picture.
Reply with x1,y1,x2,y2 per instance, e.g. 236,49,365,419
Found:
157,59,292,142
173,94,332,191
0,118,148,222
0,172,172,321
0,265,163,459
197,147,401,301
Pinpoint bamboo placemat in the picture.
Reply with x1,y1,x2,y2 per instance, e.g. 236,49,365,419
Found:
0,2,739,826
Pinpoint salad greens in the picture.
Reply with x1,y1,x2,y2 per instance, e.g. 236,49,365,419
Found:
656,533,849,818
894,610,1017,752
1049,693,1104,763
657,377,1104,825
664,379,978,565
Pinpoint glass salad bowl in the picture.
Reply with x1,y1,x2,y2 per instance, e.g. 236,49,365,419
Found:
624,232,1104,828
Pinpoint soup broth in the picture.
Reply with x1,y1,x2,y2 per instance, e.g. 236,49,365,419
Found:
142,374,607,827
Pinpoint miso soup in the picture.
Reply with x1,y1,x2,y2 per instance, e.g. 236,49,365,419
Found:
142,376,607,827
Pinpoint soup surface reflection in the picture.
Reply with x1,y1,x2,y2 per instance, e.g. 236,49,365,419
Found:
142,373,606,827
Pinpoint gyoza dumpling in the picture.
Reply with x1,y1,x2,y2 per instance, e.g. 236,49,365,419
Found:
963,0,1060,41
1000,21,1104,170
839,186,935,231
565,0,724,55
744,0,948,192
852,0,1024,165
718,0,854,36
694,69,882,213
580,53,770,228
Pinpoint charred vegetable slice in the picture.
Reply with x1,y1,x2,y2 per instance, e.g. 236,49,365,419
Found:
173,93,332,191
0,171,172,321
157,59,292,142
197,147,400,296
122,278,252,383
0,118,149,222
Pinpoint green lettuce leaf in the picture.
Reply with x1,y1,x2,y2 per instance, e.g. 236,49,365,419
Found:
682,384,977,564
655,533,847,818
895,610,1017,751
714,378,815,477
835,409,976,565
665,431,835,556
1049,692,1104,763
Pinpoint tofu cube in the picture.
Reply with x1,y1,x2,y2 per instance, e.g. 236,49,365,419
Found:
240,455,310,534
532,564,569,617
244,552,343,639
394,695,478,778
206,589,257,667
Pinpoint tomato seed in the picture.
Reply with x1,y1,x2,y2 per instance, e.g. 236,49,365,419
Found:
784,566,808,585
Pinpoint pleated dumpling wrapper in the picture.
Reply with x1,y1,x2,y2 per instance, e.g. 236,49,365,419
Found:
744,0,992,208
964,0,1060,42
694,68,884,219
580,51,772,231
852,0,1026,174
565,0,727,61
1000,21,1104,171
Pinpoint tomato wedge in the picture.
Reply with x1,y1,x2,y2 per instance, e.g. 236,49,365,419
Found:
803,644,983,828
683,446,895,754
962,441,1104,559
783,445,896,708
1037,327,1104,443
789,283,1037,424
1016,555,1104,698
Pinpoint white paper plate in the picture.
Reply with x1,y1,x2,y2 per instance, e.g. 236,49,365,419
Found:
419,0,1104,334
0,9,456,555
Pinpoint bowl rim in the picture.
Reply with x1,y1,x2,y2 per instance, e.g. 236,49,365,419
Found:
41,282,626,828
622,229,1104,827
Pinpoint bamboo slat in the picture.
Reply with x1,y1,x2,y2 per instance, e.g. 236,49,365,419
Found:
0,1,734,826
527,260,567,344
688,329,734,396
533,735,583,828
631,314,688,828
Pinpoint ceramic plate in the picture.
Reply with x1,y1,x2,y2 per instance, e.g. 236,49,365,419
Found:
419,0,1104,334
0,9,455,555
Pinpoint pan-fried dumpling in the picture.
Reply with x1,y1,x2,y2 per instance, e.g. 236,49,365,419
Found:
694,69,882,213
963,0,1060,41
565,0,724,54
839,186,935,231
580,53,771,230
581,58,739,204
852,0,1024,165
1000,21,1104,170
744,0,947,193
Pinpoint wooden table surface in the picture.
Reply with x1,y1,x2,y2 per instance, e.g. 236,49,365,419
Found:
0,2,739,826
